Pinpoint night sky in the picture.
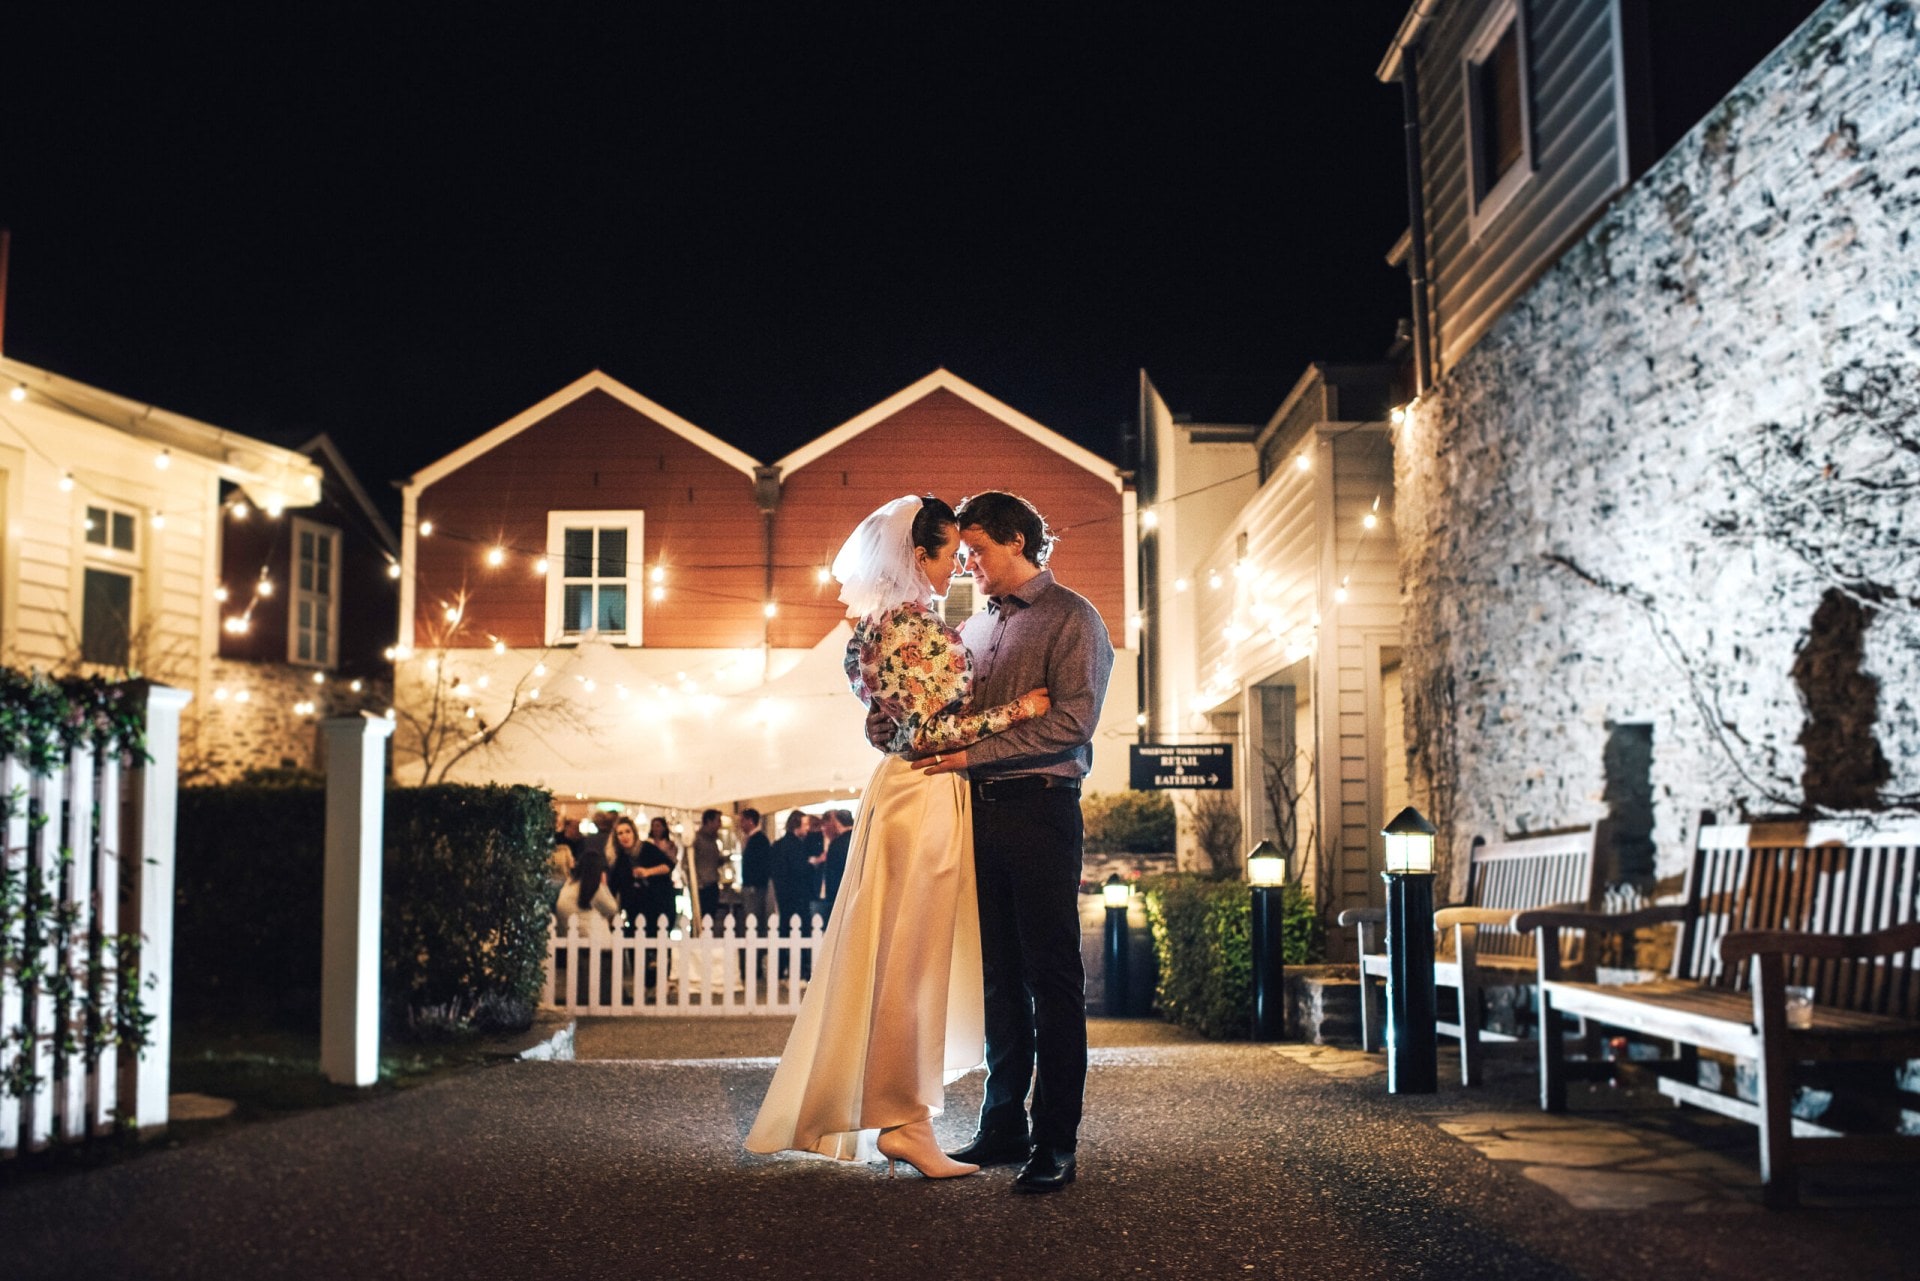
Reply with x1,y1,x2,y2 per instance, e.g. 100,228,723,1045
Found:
2,4,1411,511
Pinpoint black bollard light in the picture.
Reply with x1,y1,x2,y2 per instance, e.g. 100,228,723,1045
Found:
1381,807,1440,1094
1247,840,1289,1041
1103,874,1131,1016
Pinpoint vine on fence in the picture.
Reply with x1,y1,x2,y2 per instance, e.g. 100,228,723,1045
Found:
0,670,155,1104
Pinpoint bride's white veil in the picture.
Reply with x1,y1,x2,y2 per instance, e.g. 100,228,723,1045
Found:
831,495,933,621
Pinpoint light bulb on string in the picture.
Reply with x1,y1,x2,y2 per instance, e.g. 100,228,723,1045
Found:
816,566,832,585
1295,453,1311,472
154,448,171,471
232,500,249,520
257,571,275,598
1140,508,1159,530
763,602,778,619
419,520,434,537
213,585,229,603
151,513,166,530
534,557,548,575
59,473,75,492
8,384,24,403
388,562,401,579
649,565,666,585
486,546,505,567
1208,571,1223,590
1174,577,1189,592
650,585,666,602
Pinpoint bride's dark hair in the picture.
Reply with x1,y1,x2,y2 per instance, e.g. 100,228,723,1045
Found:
910,495,957,558
573,843,608,910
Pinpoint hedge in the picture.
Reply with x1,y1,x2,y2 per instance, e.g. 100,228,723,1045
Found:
175,782,554,1036
1140,874,1323,1040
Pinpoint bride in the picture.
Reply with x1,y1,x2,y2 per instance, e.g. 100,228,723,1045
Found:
744,494,1048,1178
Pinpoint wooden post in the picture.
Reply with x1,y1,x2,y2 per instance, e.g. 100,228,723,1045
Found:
320,714,393,1087
124,684,192,1136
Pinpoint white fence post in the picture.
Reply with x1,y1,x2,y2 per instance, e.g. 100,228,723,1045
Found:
124,684,191,1137
320,714,394,1087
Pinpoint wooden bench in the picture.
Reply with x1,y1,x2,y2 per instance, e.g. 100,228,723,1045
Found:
1517,819,1920,1207
1338,825,1601,1085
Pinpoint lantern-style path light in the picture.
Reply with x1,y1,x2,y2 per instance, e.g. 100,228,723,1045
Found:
1381,806,1439,1094
1247,840,1289,1040
1103,874,1132,1016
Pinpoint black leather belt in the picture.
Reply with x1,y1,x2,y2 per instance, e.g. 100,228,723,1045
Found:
971,775,1081,801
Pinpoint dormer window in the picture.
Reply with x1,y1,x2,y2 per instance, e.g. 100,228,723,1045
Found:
1464,0,1534,236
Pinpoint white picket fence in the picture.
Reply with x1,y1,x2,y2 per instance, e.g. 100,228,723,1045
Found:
544,913,824,1016
2,685,189,1156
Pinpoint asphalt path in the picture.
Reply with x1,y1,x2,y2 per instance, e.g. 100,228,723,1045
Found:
0,1019,1907,1280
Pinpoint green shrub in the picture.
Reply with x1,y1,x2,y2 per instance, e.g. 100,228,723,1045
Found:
1140,874,1322,1040
175,782,554,1038
1082,790,1176,853
382,785,555,1034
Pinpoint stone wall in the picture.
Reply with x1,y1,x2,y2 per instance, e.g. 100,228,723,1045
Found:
187,658,392,783
1397,0,1920,889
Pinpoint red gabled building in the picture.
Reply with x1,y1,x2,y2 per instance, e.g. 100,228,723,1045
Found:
395,368,1137,809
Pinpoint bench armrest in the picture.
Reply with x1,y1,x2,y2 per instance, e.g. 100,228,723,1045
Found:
1720,920,1920,966
1511,903,1687,935
1336,907,1385,928
1435,906,1516,929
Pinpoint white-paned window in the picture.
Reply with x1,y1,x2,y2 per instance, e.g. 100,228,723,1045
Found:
290,517,342,667
545,511,644,646
940,577,990,629
1463,0,1534,236
81,502,139,667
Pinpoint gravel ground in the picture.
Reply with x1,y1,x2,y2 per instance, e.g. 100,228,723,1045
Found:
0,1018,1907,1280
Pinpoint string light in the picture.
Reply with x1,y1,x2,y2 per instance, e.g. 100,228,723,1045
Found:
763,602,778,618
650,585,666,602
1233,560,1251,580
444,605,460,623
492,639,506,655
1139,508,1159,530
816,566,832,584
8,384,24,403
232,501,250,520
213,585,229,603
59,473,75,492
1390,406,1407,425
257,571,275,597
1136,712,1148,726
532,662,547,677
349,679,364,692
263,495,285,518
388,562,401,579
311,671,326,685
534,557,549,575
1174,577,1189,592
1207,571,1223,590
650,565,666,585
486,546,505,566
154,448,171,471
151,513,166,530
1362,495,1382,530
1334,575,1350,604
1295,453,1311,472
419,520,434,537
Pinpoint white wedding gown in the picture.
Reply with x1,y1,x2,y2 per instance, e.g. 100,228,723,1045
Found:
744,601,1039,1161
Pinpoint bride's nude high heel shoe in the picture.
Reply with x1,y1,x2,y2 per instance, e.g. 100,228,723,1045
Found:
877,1120,979,1179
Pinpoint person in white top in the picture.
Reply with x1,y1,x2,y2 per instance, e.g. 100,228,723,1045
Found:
555,841,618,941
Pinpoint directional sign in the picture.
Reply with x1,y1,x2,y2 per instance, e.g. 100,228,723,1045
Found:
1129,743,1233,791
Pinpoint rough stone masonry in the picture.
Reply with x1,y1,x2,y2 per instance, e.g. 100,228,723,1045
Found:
1396,0,1920,890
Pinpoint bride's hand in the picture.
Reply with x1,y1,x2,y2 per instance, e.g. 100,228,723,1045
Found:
864,706,896,750
1021,687,1050,718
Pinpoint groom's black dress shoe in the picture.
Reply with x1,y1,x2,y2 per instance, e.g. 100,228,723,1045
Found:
1012,1145,1076,1193
946,1130,1031,1167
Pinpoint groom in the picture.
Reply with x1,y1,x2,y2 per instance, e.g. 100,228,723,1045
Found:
891,490,1113,1193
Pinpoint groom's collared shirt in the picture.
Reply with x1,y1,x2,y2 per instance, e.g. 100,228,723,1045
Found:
957,568,1114,781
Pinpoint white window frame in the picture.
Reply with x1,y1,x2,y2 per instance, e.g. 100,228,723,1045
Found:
545,510,644,646
80,498,142,669
289,516,343,668
1462,0,1536,240
939,577,991,629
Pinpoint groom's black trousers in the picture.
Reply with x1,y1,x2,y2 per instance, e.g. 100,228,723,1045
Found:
970,780,1087,1151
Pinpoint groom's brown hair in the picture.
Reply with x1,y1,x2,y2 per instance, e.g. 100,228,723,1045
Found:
955,491,1054,567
